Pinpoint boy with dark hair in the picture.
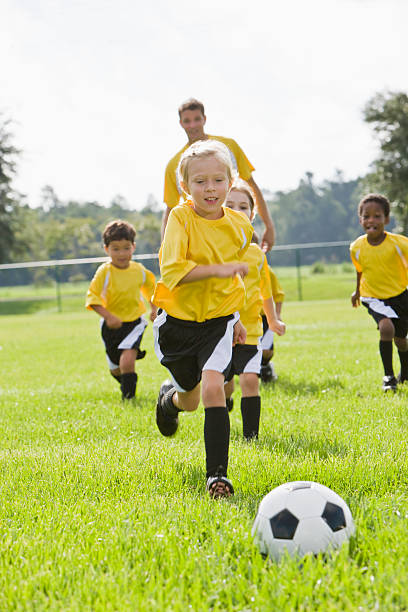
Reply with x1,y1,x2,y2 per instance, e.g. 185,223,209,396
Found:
86,219,157,401
350,194,408,392
162,97,275,252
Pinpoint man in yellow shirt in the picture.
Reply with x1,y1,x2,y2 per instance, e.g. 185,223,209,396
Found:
162,98,275,252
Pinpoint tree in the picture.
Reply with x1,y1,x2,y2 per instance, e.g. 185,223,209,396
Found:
363,91,408,232
0,115,22,262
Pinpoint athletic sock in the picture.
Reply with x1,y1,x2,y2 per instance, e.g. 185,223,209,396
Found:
261,356,271,366
110,372,122,385
241,396,261,440
204,406,230,479
379,340,394,377
121,372,138,399
162,388,180,416
398,348,408,378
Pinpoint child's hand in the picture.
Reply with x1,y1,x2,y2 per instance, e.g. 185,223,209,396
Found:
217,262,249,279
233,320,247,345
351,291,360,308
105,313,123,329
270,319,286,336
150,304,158,322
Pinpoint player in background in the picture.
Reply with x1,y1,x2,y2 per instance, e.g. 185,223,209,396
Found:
350,193,408,392
86,220,157,401
224,179,285,440
162,97,275,252
153,140,252,498
259,267,285,383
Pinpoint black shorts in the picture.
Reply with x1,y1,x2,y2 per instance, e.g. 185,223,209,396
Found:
225,344,262,381
362,289,408,338
101,317,147,369
260,314,274,350
153,310,238,392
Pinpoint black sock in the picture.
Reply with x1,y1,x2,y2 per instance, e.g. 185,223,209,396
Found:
398,348,408,378
261,356,271,367
241,396,261,440
162,388,180,416
379,340,394,377
110,372,121,385
121,372,138,399
204,406,230,479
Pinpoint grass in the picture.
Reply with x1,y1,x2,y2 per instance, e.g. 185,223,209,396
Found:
1,300,408,610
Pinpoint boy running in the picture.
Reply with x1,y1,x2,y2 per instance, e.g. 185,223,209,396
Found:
259,267,285,383
86,220,157,401
350,193,408,392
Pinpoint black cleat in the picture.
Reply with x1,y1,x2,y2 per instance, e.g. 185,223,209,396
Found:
156,380,178,436
226,397,234,412
259,363,277,383
382,375,398,392
397,371,408,385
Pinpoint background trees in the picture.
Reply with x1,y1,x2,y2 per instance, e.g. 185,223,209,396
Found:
0,116,23,262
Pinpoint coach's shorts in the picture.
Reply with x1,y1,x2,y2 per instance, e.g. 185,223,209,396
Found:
225,343,262,381
153,310,239,392
101,317,147,369
260,314,274,351
362,289,408,338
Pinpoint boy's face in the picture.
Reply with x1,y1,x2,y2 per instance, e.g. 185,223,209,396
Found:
359,200,389,244
181,155,232,220
104,239,135,269
179,109,206,142
225,189,254,221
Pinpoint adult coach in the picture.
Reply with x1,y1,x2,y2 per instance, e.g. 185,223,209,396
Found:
161,98,276,251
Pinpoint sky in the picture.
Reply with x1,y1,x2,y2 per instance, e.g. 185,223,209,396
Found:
2,0,408,210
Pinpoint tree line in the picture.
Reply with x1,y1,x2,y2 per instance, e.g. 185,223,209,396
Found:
1,90,407,282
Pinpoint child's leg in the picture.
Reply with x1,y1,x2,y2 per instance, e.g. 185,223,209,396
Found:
378,318,395,377
156,382,201,437
262,348,274,364
119,348,138,399
110,368,122,384
224,378,234,412
394,335,408,381
239,372,261,440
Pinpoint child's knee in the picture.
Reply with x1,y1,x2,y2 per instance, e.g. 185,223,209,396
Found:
240,372,259,396
379,318,395,340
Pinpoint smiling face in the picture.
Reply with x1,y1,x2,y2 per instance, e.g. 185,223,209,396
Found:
225,188,254,221
104,239,135,269
181,154,232,220
179,108,206,143
359,200,389,245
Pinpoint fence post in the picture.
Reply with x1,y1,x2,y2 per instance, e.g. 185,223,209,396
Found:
54,266,62,313
295,249,303,301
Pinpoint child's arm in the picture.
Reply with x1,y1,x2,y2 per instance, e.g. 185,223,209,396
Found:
233,319,247,345
149,301,158,322
275,301,283,318
178,262,248,285
351,271,362,307
263,297,286,336
90,304,122,329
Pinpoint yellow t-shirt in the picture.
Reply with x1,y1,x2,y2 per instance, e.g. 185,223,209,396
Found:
86,261,156,321
153,203,253,321
350,232,408,299
164,135,255,209
240,244,273,345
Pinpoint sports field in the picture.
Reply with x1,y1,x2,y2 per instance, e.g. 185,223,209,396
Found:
2,298,408,610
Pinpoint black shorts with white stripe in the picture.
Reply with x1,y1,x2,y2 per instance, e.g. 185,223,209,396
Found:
260,314,274,351
362,289,408,338
225,344,262,382
153,310,238,392
101,317,147,369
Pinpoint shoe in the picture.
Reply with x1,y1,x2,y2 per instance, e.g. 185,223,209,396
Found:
226,397,234,412
397,372,408,384
259,363,278,383
206,472,234,499
382,375,397,392
156,380,178,436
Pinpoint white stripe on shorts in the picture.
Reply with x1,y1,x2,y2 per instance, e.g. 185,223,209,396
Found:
261,329,274,351
203,311,240,373
153,309,167,362
118,317,147,350
243,344,263,374
361,297,397,319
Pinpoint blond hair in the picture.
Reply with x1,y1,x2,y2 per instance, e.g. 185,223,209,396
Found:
177,140,234,188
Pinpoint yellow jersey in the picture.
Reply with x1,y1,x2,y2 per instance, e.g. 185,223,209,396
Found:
153,203,253,321
164,135,255,209
350,232,408,299
86,261,156,321
240,244,273,344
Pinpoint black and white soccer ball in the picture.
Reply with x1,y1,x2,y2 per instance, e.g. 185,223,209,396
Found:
252,481,355,561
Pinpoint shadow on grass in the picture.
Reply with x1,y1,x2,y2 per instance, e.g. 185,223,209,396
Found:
254,431,349,459
263,374,345,396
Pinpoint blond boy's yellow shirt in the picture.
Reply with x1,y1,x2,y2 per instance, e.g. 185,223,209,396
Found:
153,203,253,322
350,232,408,299
86,261,156,321
240,244,273,344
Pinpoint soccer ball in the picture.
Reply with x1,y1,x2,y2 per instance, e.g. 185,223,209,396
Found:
252,481,355,561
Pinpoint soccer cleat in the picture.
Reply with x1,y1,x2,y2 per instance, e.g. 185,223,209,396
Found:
397,371,408,385
206,473,234,499
259,363,278,383
382,375,398,392
156,380,178,436
226,397,234,412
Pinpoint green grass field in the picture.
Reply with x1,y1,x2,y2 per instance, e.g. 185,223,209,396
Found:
2,300,408,610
